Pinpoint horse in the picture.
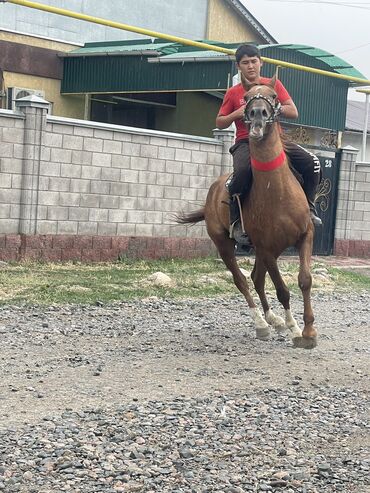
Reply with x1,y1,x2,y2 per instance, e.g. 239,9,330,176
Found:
177,75,317,349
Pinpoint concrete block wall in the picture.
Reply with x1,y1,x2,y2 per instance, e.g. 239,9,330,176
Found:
0,98,234,261
40,118,223,238
334,147,370,257
0,110,25,235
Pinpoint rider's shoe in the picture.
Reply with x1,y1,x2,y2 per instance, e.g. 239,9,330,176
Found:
308,201,322,226
230,221,254,248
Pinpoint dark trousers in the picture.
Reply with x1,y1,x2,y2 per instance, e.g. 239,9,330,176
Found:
227,139,321,202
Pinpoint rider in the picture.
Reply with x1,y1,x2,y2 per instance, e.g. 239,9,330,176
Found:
216,44,322,245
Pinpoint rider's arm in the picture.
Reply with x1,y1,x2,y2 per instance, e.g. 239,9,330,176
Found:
216,86,246,129
216,106,245,129
275,80,299,119
280,98,298,119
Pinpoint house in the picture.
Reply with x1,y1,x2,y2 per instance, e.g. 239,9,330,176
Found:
0,0,274,118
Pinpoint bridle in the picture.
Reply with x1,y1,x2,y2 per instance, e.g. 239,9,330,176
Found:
243,92,281,124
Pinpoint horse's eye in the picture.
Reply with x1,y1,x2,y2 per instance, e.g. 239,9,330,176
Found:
272,94,277,99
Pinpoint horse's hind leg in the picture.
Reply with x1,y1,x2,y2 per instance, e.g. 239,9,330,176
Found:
252,254,286,334
294,229,317,349
211,234,270,338
262,255,303,342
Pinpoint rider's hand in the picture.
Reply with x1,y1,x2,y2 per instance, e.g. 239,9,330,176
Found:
234,105,246,121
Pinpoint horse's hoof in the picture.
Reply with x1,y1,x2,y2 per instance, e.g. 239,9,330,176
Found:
292,336,318,350
265,313,286,334
275,324,287,334
256,327,270,341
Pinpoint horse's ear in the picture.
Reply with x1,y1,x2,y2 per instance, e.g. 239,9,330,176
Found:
269,74,277,88
240,73,254,92
269,67,279,88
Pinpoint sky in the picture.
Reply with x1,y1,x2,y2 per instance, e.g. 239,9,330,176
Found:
242,0,370,101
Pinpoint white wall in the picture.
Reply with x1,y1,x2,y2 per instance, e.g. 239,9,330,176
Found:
342,130,370,164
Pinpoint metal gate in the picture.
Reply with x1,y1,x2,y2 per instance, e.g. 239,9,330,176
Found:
313,150,341,255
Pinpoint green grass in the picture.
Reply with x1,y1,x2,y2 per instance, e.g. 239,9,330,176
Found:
0,257,368,306
326,266,370,291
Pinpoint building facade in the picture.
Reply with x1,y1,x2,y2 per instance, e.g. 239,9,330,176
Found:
0,0,274,121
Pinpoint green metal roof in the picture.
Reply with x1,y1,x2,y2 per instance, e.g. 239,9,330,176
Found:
61,39,238,94
64,39,366,81
64,38,239,57
62,54,233,94
65,39,174,56
261,44,366,80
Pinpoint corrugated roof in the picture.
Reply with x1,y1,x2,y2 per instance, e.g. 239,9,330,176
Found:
261,44,366,81
68,39,366,79
66,39,173,56
148,49,235,62
67,40,365,83
66,39,239,57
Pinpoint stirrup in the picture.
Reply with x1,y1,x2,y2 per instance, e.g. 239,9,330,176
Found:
310,212,322,226
230,221,254,247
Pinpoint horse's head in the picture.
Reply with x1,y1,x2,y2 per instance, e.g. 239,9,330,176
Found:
241,74,281,141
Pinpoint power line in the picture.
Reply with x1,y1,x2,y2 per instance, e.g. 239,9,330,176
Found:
335,41,370,55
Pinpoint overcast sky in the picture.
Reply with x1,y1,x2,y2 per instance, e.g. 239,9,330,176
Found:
242,0,370,101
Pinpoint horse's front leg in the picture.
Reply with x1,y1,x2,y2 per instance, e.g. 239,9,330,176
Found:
262,254,303,342
251,254,286,339
294,228,317,349
212,234,270,337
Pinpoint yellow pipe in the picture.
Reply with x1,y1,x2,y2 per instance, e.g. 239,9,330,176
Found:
3,0,370,85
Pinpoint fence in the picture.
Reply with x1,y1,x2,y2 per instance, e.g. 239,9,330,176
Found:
334,147,370,257
0,95,369,260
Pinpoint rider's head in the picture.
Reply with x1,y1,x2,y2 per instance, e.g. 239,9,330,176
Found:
235,44,261,63
235,44,263,83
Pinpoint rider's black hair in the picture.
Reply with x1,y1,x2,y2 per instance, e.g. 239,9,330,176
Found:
235,44,261,64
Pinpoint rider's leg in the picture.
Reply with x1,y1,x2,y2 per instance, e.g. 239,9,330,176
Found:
227,140,253,244
284,143,322,226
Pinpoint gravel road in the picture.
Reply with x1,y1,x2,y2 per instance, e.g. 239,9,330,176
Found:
0,290,369,492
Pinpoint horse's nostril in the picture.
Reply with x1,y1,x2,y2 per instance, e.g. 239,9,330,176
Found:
250,110,255,117
262,109,268,118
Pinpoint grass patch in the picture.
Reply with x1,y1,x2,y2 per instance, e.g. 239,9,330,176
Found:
0,257,368,306
326,266,370,291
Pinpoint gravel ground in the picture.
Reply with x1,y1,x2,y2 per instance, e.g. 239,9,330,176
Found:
0,290,369,492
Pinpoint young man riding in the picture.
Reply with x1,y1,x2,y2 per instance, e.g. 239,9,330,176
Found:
216,44,322,245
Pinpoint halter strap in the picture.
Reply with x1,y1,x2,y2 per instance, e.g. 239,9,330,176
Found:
251,149,286,172
244,93,281,124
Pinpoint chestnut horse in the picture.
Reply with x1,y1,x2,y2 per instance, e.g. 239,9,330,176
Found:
177,76,317,349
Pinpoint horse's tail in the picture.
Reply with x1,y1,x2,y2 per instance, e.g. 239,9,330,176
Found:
174,207,205,225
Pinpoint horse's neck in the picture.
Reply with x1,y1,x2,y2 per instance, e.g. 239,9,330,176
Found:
248,125,295,205
249,124,284,163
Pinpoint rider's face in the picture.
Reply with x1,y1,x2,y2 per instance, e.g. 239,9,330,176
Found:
237,55,263,82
